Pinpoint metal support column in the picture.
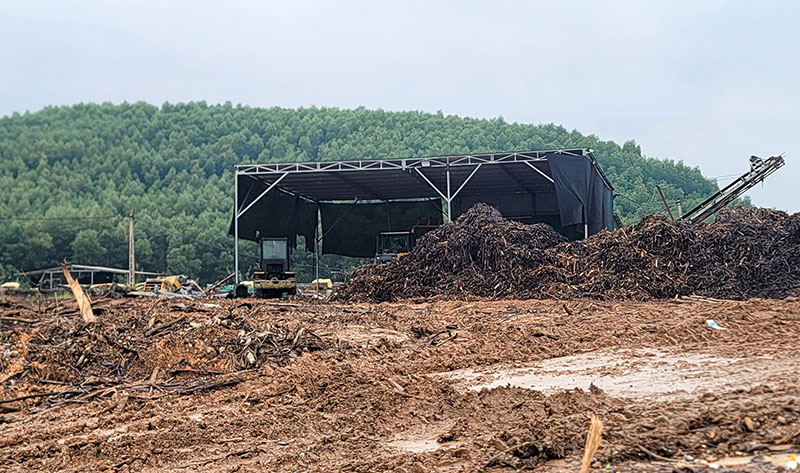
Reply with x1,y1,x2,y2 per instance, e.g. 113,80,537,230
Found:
414,168,448,223
448,163,482,222
314,206,320,295
446,166,452,222
234,170,239,284
414,164,481,224
128,209,135,287
234,172,290,284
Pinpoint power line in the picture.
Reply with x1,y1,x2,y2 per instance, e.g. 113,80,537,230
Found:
710,173,743,179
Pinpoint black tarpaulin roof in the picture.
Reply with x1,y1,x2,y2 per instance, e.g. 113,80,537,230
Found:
231,149,614,257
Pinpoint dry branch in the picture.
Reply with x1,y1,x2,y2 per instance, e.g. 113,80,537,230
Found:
579,415,604,473
62,262,96,323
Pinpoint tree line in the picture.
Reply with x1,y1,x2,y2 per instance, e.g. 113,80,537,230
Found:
0,102,726,283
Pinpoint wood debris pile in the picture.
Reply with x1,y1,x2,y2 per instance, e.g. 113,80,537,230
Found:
338,205,800,302
0,298,324,410
337,203,566,301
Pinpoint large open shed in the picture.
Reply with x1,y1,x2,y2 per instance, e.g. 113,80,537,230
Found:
230,149,613,275
231,148,614,282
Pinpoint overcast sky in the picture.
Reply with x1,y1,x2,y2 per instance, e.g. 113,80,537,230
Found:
1,1,797,211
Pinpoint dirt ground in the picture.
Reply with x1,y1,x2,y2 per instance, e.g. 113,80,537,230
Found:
2,295,800,472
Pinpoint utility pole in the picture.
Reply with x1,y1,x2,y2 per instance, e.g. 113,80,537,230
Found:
128,209,135,288
676,199,683,219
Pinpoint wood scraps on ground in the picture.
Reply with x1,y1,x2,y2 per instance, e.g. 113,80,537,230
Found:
0,296,326,411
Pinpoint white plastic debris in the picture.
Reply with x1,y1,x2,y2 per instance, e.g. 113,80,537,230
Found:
706,319,727,330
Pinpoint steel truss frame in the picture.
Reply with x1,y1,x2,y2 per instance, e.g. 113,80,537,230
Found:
233,149,597,283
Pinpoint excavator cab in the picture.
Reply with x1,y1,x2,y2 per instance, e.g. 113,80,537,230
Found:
252,237,297,297
376,231,415,262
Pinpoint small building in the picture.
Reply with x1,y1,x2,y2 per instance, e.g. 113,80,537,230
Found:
23,264,161,290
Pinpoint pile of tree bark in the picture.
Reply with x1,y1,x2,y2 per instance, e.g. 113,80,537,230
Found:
338,204,566,301
337,204,800,302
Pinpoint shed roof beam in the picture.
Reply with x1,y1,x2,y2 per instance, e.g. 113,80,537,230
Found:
523,161,555,184
332,172,389,201
236,172,288,219
413,168,448,201
449,164,482,200
498,163,538,195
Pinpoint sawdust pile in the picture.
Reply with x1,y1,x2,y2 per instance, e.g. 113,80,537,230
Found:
338,204,800,302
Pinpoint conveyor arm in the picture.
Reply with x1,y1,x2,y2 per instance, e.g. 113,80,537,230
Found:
679,155,785,224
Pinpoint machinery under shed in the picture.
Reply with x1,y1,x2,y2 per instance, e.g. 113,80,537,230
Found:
230,149,615,283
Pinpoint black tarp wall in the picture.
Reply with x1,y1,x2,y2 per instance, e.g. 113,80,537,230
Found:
229,176,318,252
549,154,614,236
320,199,442,257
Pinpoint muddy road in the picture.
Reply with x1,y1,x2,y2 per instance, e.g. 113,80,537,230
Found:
2,296,799,472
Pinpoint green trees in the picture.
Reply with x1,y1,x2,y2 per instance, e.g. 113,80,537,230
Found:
0,102,724,283
71,229,104,263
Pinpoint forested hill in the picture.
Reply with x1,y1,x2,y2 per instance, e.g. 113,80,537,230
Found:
0,102,720,283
